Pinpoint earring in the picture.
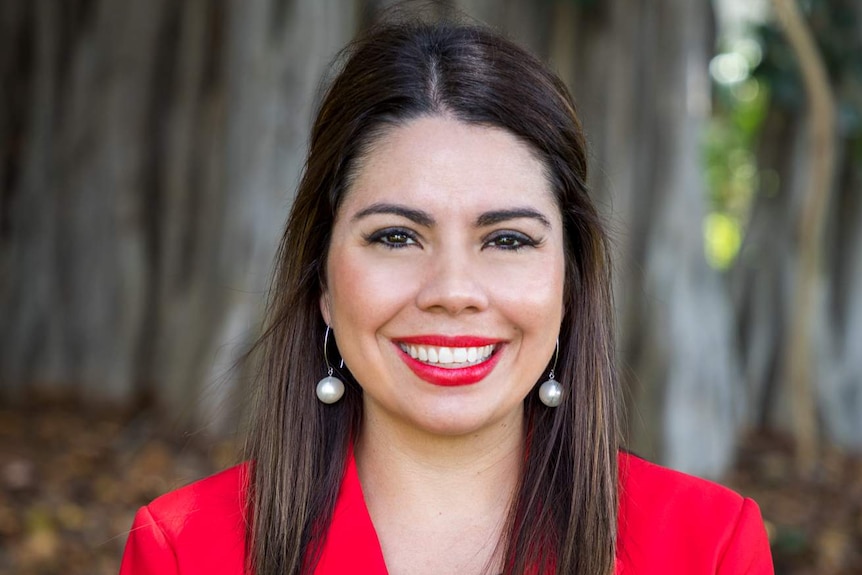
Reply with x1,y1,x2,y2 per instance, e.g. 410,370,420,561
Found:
316,325,345,404
538,339,562,407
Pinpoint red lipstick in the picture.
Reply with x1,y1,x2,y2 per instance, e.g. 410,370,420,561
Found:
397,335,500,347
394,335,504,387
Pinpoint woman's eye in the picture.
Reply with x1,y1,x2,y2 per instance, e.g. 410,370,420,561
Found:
484,231,537,251
366,228,418,249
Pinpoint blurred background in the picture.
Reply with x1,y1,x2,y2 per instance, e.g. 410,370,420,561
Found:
1,0,860,573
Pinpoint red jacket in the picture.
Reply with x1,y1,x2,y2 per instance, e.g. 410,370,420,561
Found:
120,452,773,574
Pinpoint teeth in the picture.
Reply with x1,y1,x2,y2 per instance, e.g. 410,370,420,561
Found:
438,348,454,364
399,343,496,367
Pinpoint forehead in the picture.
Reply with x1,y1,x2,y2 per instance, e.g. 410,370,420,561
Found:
340,116,559,217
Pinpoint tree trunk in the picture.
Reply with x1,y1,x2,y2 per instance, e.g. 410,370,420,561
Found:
557,0,743,477
146,0,357,432
770,0,838,475
814,0,862,453
734,1,862,457
731,107,803,434
0,0,168,402
819,143,862,449
0,0,356,434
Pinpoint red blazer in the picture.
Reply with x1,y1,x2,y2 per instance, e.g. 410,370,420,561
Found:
120,452,773,574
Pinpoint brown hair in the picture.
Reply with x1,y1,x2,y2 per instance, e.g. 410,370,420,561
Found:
244,16,619,575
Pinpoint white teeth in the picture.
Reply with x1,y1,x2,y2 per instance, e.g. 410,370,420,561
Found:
438,347,453,364
399,343,496,367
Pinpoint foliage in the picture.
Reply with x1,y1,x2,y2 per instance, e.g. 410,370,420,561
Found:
755,0,862,140
703,0,862,270
703,50,769,269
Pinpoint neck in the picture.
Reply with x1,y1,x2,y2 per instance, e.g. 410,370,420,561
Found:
354,403,524,513
353,404,525,575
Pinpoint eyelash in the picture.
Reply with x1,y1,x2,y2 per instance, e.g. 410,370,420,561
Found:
364,228,419,249
483,230,541,251
364,228,541,251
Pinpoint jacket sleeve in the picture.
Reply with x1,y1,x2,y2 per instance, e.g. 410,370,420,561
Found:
717,498,774,574
119,505,180,575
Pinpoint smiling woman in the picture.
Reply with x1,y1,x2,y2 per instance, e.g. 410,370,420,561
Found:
119,13,773,575
322,117,565,442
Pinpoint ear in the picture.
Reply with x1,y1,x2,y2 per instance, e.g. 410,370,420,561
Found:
319,290,332,326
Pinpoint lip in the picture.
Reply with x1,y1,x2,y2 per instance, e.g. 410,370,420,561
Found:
397,335,501,347
393,335,505,387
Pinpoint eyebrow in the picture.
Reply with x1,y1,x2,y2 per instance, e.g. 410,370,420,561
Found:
475,208,551,229
352,202,551,229
352,203,435,226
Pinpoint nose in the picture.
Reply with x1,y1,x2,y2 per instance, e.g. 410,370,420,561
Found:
415,248,489,315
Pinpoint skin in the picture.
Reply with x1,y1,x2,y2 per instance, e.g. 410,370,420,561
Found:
321,116,566,575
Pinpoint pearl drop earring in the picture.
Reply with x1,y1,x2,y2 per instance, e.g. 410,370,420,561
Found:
316,325,345,404
538,339,563,407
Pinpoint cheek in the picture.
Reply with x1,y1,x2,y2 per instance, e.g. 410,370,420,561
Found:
484,251,566,328
500,286,564,343
325,245,416,334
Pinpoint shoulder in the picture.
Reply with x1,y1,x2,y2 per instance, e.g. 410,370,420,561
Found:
145,462,249,528
619,450,745,516
120,464,249,575
617,451,773,574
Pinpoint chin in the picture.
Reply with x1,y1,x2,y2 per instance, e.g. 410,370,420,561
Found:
405,402,523,438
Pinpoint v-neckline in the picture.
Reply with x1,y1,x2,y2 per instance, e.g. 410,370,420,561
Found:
313,450,389,574
312,449,624,575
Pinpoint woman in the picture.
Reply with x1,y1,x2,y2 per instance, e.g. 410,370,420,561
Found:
120,17,773,575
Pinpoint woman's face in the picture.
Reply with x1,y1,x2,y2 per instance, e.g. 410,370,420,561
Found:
322,116,565,437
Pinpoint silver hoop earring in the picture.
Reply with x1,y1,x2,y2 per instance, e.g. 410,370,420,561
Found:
538,339,562,407
316,325,345,404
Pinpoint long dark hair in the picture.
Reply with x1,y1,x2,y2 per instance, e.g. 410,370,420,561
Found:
244,17,619,575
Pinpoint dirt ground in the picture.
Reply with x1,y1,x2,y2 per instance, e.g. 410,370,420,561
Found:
1,399,860,575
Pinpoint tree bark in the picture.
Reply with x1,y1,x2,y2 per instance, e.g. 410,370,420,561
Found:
818,144,862,450
0,0,356,434
769,0,838,475
733,1,862,459
188,0,356,432
557,0,743,477
731,107,803,434
0,0,169,401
